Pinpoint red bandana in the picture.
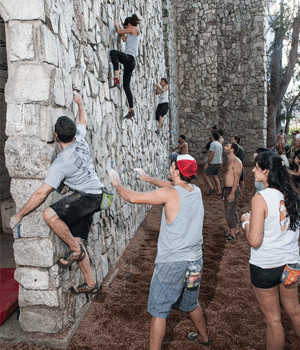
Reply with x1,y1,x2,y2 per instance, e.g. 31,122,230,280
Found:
176,155,197,179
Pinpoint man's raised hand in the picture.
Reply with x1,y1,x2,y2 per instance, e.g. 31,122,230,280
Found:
73,91,82,105
10,214,21,230
134,168,150,182
109,169,121,187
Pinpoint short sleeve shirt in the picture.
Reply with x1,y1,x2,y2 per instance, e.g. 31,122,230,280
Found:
236,145,244,164
209,141,223,164
44,124,104,194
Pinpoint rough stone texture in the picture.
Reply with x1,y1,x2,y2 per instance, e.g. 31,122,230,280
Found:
5,136,54,179
13,239,54,267
5,64,54,103
14,267,50,290
19,285,60,307
175,0,267,163
19,309,63,333
8,21,35,62
0,18,10,233
0,0,45,21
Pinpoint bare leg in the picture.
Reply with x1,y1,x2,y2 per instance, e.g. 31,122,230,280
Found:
158,116,163,130
74,237,95,287
43,208,80,253
280,283,300,340
230,227,237,238
114,70,119,79
239,181,244,198
203,174,214,191
189,305,209,343
43,208,95,287
252,285,284,350
150,317,166,350
212,175,221,194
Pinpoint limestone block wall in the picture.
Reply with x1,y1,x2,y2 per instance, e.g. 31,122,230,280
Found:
162,0,179,145
1,0,178,334
176,0,267,163
0,17,10,232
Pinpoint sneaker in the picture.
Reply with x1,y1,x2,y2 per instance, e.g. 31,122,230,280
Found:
226,234,235,242
124,110,135,119
114,77,119,86
155,129,160,134
70,282,101,295
57,243,85,268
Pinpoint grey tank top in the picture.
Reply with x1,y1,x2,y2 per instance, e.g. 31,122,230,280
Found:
155,185,204,264
124,34,141,58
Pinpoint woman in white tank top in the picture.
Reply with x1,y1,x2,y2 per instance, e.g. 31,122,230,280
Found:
241,152,300,350
154,77,169,135
110,14,141,119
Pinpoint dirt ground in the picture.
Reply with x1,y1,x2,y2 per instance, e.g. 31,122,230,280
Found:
2,165,300,350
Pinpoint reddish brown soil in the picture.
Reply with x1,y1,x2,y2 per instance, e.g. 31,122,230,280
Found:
2,165,300,349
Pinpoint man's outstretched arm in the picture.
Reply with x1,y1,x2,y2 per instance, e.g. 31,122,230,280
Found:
110,170,173,205
73,91,88,126
134,168,173,188
10,183,54,229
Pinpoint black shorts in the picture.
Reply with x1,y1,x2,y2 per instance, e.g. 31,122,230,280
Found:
50,191,102,240
155,103,169,121
240,167,245,182
250,263,285,289
204,164,221,176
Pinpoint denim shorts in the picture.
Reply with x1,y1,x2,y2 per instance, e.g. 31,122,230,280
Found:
147,258,203,319
50,191,102,240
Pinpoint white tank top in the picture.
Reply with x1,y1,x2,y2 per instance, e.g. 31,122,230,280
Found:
159,89,169,104
124,34,141,58
249,188,299,268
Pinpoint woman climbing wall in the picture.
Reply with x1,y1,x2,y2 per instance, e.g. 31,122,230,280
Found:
110,14,141,120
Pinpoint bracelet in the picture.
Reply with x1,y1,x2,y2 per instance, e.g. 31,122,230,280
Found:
242,221,250,230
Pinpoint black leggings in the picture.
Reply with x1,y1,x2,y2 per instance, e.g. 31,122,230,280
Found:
110,50,135,108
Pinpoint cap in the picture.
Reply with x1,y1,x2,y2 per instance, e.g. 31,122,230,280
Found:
176,154,197,179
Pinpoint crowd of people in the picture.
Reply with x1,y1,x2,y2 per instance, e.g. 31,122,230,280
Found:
7,13,300,350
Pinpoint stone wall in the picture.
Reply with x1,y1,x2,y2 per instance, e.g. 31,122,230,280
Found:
1,0,178,334
0,17,10,233
176,0,267,163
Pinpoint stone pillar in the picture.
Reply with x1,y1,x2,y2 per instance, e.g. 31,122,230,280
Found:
0,17,10,233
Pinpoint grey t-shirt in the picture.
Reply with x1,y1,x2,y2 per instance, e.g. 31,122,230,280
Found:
209,140,223,164
45,124,104,194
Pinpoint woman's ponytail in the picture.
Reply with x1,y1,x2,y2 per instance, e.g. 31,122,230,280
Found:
124,14,141,27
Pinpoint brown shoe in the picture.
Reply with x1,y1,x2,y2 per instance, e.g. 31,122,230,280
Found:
124,110,135,119
70,282,101,295
57,243,85,268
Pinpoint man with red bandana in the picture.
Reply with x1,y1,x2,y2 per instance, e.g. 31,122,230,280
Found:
109,154,210,349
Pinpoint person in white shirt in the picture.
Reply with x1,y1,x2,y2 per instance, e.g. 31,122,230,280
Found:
203,132,223,195
278,150,289,167
241,152,300,350
154,78,169,135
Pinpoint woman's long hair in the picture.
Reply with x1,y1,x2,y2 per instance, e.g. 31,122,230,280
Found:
255,151,300,231
123,14,140,27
